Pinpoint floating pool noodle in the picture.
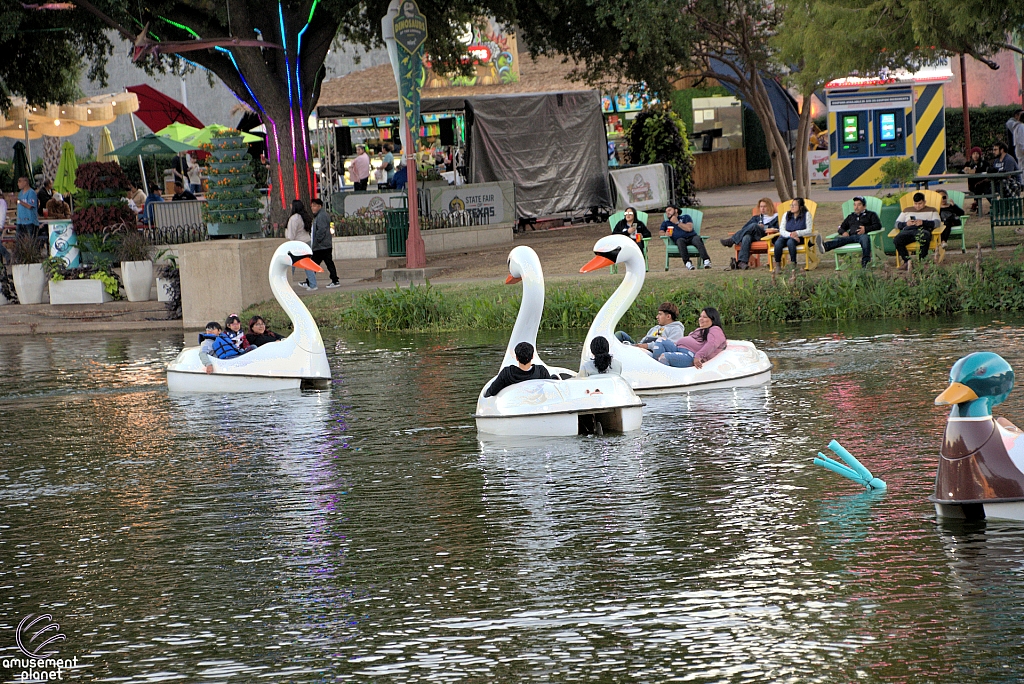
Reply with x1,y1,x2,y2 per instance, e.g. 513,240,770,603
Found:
814,441,887,491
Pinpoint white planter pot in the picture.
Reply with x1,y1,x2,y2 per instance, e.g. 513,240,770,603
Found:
49,279,112,305
156,277,174,303
12,264,47,305
122,260,154,302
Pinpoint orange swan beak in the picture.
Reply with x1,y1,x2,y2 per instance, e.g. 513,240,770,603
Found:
580,255,614,273
505,274,522,284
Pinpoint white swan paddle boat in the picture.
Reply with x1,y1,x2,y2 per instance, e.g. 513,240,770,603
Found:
166,241,332,392
475,246,643,437
580,235,771,395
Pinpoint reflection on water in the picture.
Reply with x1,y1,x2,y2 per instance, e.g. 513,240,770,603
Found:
2,317,1024,681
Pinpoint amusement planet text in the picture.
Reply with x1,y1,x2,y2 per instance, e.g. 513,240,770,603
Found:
3,656,78,680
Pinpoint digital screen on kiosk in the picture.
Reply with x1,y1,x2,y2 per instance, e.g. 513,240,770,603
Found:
879,113,897,141
842,116,859,143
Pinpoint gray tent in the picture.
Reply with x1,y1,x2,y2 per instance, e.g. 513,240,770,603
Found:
318,90,611,219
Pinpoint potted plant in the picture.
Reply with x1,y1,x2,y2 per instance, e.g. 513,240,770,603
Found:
44,256,122,305
116,229,154,301
10,235,48,305
71,161,135,259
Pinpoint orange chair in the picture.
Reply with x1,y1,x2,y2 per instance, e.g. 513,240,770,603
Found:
733,206,777,268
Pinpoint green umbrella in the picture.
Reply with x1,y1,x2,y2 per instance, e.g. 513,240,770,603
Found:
109,133,196,157
12,141,30,185
185,124,262,146
53,141,79,196
155,122,203,142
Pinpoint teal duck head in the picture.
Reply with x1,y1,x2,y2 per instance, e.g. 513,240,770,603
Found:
935,352,1014,417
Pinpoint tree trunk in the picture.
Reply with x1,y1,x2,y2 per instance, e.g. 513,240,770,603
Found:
744,75,794,201
794,92,814,199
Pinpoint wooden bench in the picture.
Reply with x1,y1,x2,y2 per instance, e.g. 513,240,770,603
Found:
990,197,1024,249
660,208,704,270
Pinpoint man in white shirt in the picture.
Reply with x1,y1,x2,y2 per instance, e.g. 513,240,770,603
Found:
350,145,370,191
892,192,940,268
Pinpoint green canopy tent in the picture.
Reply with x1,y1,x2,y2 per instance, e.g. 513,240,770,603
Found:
53,142,79,199
110,134,196,192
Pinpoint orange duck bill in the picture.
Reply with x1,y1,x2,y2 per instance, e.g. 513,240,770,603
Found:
935,382,979,406
580,255,614,273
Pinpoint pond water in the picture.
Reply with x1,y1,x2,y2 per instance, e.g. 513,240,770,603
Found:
2,317,1024,682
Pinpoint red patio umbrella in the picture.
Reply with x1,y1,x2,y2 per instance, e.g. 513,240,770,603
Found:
126,84,203,132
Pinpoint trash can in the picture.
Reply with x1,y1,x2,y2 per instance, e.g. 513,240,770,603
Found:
385,207,409,257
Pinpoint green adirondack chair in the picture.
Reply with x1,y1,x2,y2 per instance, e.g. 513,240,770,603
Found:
608,210,650,273
826,196,884,269
945,189,968,253
660,208,704,271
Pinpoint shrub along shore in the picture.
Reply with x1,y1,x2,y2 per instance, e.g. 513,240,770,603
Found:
248,256,1024,334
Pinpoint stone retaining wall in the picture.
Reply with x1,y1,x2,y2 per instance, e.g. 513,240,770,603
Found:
332,222,514,260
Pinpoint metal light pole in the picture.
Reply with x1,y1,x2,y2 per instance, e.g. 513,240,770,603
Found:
404,122,425,268
960,54,972,153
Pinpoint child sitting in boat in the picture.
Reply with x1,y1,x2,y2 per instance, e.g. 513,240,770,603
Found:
484,342,552,397
579,336,623,377
211,315,255,359
656,307,727,369
245,316,284,347
197,321,222,373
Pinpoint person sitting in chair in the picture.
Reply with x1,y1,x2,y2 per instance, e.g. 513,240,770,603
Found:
936,190,965,249
484,341,551,397
172,181,197,201
773,198,813,273
613,207,651,244
45,193,71,219
722,197,778,270
660,204,710,270
892,192,940,268
818,196,880,267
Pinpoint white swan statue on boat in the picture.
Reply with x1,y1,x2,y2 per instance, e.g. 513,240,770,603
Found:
580,235,771,395
166,241,332,392
475,245,643,437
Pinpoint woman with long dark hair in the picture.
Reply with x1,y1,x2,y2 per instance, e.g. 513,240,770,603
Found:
656,307,727,368
612,207,651,244
579,336,623,376
773,197,813,272
285,199,317,289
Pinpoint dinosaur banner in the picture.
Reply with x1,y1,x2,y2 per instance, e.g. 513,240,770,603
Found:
384,0,427,151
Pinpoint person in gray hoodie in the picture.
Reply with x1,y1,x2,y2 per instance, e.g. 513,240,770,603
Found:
615,301,685,356
309,198,340,288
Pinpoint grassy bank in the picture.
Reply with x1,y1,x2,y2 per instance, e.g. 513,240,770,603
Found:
247,254,1024,333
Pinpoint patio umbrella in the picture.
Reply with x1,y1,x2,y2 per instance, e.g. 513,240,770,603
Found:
110,134,196,158
53,141,79,196
12,141,30,183
125,84,203,132
156,121,202,142
97,126,118,163
184,124,262,146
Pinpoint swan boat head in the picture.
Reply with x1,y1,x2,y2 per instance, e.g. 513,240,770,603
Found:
935,352,1014,418
502,245,546,369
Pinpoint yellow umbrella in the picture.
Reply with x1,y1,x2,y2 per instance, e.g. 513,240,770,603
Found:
97,126,118,163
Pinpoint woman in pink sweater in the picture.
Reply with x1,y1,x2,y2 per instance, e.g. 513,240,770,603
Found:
656,307,727,368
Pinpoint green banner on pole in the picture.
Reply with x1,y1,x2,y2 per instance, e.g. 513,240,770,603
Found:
393,0,427,149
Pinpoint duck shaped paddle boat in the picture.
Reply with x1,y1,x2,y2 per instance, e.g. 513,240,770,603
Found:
931,352,1024,521
474,246,643,437
166,241,332,392
579,235,771,394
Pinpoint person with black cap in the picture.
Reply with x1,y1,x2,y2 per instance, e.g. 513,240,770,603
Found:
817,196,880,267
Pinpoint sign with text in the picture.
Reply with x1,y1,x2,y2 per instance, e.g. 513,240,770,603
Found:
436,183,505,223
609,165,669,211
341,191,409,217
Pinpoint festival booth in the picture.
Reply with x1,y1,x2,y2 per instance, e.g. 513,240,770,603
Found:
825,64,953,189
314,53,612,222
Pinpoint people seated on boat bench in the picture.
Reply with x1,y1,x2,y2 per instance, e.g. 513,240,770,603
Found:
819,196,880,268
212,314,255,359
578,336,623,377
893,192,940,269
722,196,778,270
484,342,551,397
612,207,651,244
198,321,222,373
660,204,711,270
656,307,728,368
246,315,284,347
615,302,685,352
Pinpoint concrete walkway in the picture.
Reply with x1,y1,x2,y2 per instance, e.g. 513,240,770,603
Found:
0,299,181,335
696,179,970,207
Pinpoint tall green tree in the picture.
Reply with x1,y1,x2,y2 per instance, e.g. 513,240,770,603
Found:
3,0,513,220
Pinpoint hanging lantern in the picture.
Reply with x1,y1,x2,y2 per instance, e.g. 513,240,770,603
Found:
112,92,140,115
80,102,116,127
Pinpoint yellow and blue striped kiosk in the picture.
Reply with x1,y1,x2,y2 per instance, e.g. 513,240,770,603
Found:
825,65,953,189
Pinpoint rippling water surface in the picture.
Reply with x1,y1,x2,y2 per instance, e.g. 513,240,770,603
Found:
3,317,1024,682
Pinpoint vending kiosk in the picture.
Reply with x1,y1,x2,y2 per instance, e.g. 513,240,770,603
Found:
825,64,952,189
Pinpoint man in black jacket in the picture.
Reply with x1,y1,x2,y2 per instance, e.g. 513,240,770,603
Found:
818,196,881,267
484,342,552,397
